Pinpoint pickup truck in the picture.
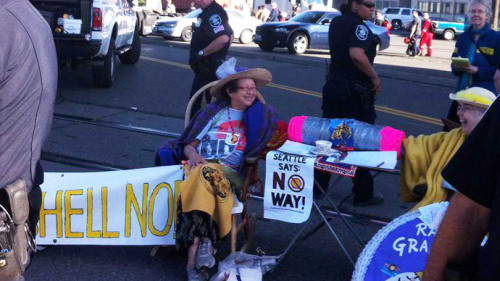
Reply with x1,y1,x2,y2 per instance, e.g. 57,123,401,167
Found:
431,17,465,40
30,0,141,87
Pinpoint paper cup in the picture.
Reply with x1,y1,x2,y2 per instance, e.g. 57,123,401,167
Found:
315,140,332,154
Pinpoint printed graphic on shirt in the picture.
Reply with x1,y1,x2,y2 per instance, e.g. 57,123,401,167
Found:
196,109,247,170
198,120,246,159
209,14,222,27
356,25,369,41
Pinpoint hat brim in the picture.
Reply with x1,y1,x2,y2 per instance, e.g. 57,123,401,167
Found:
210,68,272,100
449,93,490,109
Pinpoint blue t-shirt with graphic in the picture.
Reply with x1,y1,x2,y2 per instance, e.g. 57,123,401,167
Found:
196,107,246,170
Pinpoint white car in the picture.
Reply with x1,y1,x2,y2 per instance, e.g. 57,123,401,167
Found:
152,9,261,44
382,7,423,31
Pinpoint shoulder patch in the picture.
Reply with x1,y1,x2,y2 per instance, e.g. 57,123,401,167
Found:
209,14,222,27
355,25,369,41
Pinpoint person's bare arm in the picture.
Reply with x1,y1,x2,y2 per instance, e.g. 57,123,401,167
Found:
423,192,490,281
349,47,381,94
183,140,206,170
410,22,416,37
201,35,230,56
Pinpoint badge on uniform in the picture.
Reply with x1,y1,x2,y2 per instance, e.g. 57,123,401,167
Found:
355,25,369,41
209,14,224,34
209,15,222,27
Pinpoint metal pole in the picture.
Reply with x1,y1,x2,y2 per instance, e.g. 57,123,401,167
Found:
492,0,500,30
313,201,355,266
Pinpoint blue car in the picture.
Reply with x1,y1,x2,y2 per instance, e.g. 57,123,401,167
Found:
254,10,390,54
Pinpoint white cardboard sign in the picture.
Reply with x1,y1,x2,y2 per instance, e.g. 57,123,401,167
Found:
264,151,314,224
36,166,183,245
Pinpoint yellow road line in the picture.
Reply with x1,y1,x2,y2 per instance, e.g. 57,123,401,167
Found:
141,56,191,69
141,56,442,126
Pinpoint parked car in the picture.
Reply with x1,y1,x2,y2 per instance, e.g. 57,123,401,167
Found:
431,17,465,40
152,8,261,44
253,10,390,54
30,0,141,88
382,7,422,31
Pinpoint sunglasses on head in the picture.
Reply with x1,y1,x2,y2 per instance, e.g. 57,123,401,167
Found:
360,1,375,8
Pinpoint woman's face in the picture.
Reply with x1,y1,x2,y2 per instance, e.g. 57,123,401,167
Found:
469,3,488,28
457,101,485,134
353,0,375,21
228,78,257,110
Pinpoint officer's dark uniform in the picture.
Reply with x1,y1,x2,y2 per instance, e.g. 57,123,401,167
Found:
315,9,378,203
189,1,232,115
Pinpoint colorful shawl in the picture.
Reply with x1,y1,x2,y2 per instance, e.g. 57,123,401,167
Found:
162,99,278,174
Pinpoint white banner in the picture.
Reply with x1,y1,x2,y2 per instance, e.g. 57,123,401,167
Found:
36,166,184,245
263,151,314,223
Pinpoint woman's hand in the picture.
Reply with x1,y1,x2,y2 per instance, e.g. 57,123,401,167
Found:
455,65,478,75
188,153,206,170
183,140,206,170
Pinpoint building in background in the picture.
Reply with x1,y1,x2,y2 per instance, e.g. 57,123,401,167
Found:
413,0,472,21
375,0,411,10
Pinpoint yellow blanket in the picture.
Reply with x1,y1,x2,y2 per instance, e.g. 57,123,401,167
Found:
401,128,466,210
180,163,235,238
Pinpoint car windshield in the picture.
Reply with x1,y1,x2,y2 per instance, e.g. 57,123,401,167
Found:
289,11,325,23
185,9,202,18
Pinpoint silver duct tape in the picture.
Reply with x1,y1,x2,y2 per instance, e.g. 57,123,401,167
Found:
300,117,384,150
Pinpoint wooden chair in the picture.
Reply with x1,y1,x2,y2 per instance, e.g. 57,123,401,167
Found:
184,82,266,253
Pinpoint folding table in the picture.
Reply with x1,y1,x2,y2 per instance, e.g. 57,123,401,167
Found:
271,155,398,270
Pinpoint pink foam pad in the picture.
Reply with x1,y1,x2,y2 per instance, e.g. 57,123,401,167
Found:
287,116,307,143
379,126,406,159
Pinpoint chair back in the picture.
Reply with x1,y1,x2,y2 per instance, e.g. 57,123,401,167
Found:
184,81,266,128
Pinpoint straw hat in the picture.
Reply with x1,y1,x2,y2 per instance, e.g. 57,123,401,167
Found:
210,67,272,100
449,87,497,109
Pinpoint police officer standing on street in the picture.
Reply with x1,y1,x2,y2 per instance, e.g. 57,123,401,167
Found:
315,0,384,206
189,0,233,116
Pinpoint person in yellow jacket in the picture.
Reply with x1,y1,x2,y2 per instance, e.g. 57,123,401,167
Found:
400,87,497,210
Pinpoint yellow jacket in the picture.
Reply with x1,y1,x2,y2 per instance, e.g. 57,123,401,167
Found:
400,128,466,210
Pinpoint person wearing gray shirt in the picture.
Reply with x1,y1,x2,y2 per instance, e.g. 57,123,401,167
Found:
409,10,422,56
0,0,57,235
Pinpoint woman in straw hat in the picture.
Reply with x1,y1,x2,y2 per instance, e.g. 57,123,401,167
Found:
400,87,496,210
171,62,278,281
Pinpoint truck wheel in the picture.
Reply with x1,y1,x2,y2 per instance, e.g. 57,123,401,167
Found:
119,31,141,65
392,20,401,31
443,29,455,40
181,26,193,42
92,38,116,88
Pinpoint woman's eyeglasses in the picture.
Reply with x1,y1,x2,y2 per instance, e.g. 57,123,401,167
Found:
236,86,257,92
360,1,375,8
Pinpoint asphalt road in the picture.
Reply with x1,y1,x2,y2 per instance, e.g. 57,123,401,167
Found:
25,34,456,281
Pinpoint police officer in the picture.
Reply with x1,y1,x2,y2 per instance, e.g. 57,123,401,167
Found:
315,0,383,206
188,0,233,117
